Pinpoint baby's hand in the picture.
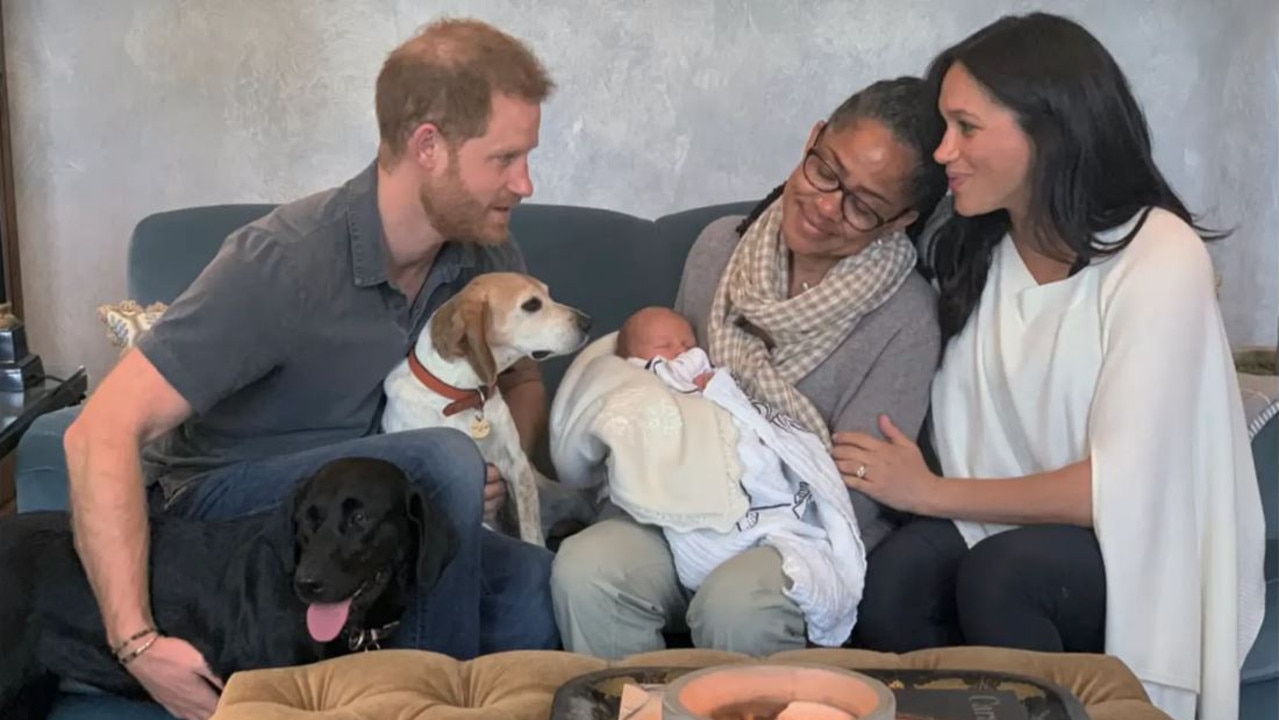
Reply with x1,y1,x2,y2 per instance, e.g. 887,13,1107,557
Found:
693,371,714,391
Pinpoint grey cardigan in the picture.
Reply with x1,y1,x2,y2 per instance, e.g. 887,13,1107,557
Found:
674,216,942,549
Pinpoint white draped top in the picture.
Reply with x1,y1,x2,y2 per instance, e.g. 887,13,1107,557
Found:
930,208,1266,720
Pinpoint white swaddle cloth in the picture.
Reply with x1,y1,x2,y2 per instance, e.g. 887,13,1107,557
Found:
552,337,868,646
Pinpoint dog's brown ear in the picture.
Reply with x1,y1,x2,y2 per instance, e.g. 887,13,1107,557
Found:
430,296,466,360
463,300,497,387
430,295,497,386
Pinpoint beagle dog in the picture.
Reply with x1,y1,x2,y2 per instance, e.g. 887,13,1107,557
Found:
382,272,592,546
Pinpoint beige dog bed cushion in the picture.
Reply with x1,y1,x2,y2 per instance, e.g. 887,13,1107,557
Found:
211,647,1170,720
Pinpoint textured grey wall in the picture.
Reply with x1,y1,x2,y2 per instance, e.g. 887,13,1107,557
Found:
6,0,1277,389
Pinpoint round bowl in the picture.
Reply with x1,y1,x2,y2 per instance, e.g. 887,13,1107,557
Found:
661,663,895,720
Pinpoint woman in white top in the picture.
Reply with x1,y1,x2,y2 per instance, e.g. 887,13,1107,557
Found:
835,12,1265,720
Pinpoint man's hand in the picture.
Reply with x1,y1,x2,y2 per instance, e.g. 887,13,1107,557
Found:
483,464,508,524
127,636,224,720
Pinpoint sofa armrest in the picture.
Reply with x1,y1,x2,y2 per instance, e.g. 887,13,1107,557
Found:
1237,371,1277,566
15,405,81,512
1239,370,1278,720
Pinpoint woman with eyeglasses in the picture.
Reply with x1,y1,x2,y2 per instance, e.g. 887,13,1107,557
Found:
551,77,949,658
837,13,1265,720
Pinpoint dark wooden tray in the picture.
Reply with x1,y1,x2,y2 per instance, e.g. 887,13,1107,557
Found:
549,664,1091,720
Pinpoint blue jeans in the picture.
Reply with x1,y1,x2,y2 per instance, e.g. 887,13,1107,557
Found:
155,428,559,658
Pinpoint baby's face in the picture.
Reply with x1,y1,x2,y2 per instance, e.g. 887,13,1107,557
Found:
628,310,697,361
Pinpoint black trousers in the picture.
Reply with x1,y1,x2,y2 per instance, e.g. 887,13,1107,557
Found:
848,518,1106,653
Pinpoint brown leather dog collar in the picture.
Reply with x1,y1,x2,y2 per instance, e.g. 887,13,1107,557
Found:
407,351,495,417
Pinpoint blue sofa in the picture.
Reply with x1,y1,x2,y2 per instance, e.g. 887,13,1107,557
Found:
14,201,1277,720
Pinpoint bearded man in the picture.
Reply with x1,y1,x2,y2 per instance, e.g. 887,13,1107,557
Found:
64,19,560,720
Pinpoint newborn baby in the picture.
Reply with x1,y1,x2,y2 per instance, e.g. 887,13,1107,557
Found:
616,305,696,361
615,306,715,392
601,305,869,647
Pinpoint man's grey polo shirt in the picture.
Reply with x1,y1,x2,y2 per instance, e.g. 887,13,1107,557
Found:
138,161,526,500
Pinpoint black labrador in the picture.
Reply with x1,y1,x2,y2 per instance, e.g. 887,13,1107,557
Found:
0,456,455,720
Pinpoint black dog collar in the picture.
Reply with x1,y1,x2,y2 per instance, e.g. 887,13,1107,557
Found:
347,620,401,652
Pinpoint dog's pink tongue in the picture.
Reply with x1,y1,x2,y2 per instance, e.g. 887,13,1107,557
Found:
306,599,353,643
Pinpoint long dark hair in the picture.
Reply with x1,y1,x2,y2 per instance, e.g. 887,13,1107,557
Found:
736,77,948,242
923,12,1226,345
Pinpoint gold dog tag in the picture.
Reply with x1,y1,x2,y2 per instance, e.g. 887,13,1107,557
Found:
470,416,491,439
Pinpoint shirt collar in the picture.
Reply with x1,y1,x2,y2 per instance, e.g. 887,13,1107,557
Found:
346,160,481,288
346,160,388,288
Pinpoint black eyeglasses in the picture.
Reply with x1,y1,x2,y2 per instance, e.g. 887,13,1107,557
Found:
801,125,912,232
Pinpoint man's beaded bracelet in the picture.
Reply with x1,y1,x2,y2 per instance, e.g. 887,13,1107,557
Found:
117,634,160,666
111,627,157,659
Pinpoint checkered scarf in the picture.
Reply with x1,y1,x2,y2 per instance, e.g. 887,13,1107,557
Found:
708,197,917,448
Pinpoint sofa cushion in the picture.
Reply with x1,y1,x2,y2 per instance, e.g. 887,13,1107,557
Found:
129,204,277,305
652,201,755,261
211,647,1170,720
120,201,761,402
512,203,654,398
